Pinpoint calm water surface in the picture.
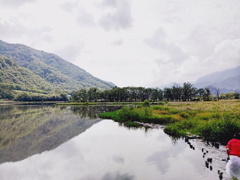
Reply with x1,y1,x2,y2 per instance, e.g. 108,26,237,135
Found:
0,105,230,180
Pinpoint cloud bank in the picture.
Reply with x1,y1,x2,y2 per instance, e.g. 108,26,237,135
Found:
0,0,239,87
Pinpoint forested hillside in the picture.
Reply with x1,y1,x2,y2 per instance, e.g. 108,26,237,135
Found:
0,40,114,90
0,55,53,92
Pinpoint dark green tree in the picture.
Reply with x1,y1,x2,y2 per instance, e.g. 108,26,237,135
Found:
182,82,194,101
171,83,182,101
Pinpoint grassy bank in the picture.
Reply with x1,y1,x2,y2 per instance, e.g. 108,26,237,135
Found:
99,100,240,144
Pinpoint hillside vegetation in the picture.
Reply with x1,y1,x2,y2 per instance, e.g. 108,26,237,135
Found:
0,55,53,92
0,40,114,91
0,55,67,100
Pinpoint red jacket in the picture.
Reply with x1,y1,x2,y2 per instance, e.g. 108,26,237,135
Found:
226,138,240,157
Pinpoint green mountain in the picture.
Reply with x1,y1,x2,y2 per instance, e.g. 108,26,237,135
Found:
0,55,53,92
0,40,115,91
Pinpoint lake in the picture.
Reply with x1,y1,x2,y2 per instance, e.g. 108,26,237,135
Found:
0,104,230,180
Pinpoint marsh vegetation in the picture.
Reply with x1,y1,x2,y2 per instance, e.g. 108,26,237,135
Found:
99,100,240,144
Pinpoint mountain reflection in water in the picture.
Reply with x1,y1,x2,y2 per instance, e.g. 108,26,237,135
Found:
0,105,120,164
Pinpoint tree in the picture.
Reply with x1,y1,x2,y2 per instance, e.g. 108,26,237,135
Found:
171,83,182,101
70,84,219,103
163,88,173,101
60,93,68,101
88,87,99,102
151,88,160,102
220,93,235,99
212,87,221,100
234,89,240,99
203,88,211,101
158,89,164,101
182,82,194,101
72,89,88,102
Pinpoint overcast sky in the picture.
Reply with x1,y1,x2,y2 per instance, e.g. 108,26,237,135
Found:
0,0,240,87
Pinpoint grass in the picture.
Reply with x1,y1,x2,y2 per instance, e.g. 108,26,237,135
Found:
99,100,240,144
99,110,121,121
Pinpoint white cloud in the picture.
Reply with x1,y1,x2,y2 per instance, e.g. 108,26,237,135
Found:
76,8,96,27
0,0,38,8
99,0,132,31
111,39,123,46
59,1,78,12
0,0,239,87
205,39,240,69
101,0,118,7
145,28,189,65
55,42,85,63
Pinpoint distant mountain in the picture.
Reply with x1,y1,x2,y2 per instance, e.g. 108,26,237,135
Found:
194,66,240,92
0,40,114,91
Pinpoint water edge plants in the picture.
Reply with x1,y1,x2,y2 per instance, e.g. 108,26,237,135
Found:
99,100,240,144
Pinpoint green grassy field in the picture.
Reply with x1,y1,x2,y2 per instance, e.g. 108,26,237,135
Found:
99,100,240,144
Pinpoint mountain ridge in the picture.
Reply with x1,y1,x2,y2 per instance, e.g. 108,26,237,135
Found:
0,40,115,91
194,65,240,92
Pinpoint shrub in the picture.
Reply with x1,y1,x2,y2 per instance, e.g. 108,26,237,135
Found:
158,101,165,105
161,110,169,114
143,100,150,107
153,110,169,115
150,114,180,124
119,107,141,121
179,112,191,119
142,107,152,119
195,112,213,120
164,125,186,137
180,119,198,130
171,114,183,121
99,110,121,121
152,106,169,111
197,119,240,144
169,109,181,114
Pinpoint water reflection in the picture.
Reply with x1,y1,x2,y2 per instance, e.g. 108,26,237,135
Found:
71,105,121,118
0,106,230,180
0,105,120,164
0,120,229,180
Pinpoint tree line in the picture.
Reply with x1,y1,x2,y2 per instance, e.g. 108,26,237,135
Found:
1,81,239,102
13,92,68,102
71,82,231,102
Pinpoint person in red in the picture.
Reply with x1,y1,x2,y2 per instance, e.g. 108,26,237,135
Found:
226,132,240,179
